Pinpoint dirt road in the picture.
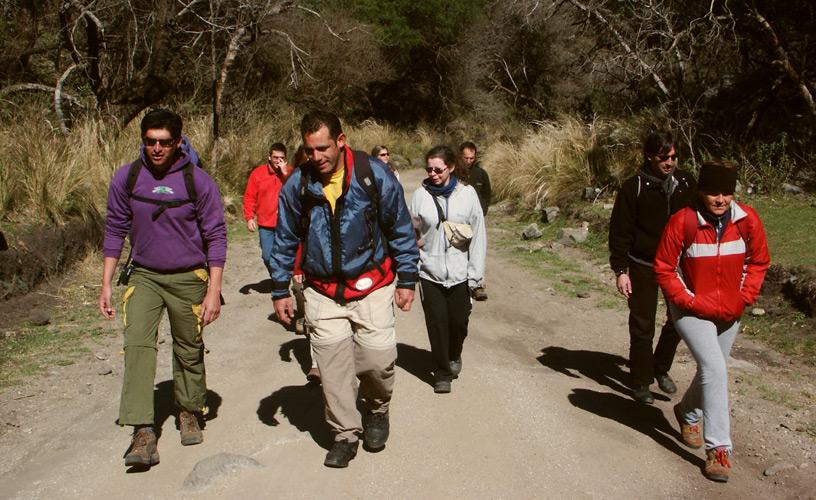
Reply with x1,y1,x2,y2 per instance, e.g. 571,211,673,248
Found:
1,168,813,499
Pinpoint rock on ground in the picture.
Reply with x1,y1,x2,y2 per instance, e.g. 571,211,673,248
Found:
182,453,264,492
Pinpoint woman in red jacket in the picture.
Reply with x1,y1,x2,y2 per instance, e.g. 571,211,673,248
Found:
654,161,770,483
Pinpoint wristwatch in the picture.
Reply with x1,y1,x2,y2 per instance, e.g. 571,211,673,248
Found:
615,269,627,278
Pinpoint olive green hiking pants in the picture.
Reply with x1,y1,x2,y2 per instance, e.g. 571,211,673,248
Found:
119,267,209,426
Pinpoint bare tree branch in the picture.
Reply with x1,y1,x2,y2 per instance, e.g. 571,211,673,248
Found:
56,64,84,136
752,7,816,122
0,84,82,106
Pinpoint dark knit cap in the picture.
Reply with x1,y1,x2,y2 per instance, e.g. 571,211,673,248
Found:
697,163,738,193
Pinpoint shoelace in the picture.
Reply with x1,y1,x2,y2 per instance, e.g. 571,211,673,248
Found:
713,449,731,467
181,413,196,429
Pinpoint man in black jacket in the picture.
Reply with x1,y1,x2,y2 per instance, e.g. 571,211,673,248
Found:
609,131,696,403
461,141,491,301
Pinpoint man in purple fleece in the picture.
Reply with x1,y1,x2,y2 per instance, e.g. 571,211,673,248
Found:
98,109,227,468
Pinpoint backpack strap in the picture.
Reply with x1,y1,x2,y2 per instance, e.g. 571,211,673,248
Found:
682,207,697,254
425,187,446,229
126,159,197,220
352,150,379,219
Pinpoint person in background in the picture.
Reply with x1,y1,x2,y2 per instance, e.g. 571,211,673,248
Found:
608,131,696,404
99,109,227,468
271,111,419,468
371,145,399,181
655,161,770,483
243,142,290,278
459,141,490,301
409,145,486,394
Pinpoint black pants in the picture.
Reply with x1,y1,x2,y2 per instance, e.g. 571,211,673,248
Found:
419,279,472,382
627,260,681,387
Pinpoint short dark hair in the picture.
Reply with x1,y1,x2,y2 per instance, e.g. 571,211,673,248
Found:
269,142,287,155
460,141,477,153
427,145,469,185
141,109,182,138
301,110,343,140
642,131,677,166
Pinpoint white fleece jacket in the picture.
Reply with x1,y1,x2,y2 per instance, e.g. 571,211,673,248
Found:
409,182,486,288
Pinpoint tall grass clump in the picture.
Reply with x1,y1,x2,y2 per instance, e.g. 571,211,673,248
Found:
483,115,640,212
0,112,131,224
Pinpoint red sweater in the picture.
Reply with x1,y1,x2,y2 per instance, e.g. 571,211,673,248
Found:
655,202,770,322
243,164,290,227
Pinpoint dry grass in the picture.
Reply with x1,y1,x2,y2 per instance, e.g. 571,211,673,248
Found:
483,115,641,210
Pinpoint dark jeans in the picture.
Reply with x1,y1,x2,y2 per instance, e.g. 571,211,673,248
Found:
627,260,681,387
419,279,472,382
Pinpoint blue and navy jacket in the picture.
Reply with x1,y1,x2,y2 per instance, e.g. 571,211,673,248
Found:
270,147,419,300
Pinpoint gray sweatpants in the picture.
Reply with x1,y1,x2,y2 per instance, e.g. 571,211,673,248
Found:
669,302,740,452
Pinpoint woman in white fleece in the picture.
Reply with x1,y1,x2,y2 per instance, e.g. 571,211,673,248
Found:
409,145,486,394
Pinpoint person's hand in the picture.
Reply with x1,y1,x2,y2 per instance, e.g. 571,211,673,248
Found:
616,274,632,298
99,284,116,318
200,289,222,326
274,297,295,325
247,219,257,232
293,273,304,284
395,288,415,311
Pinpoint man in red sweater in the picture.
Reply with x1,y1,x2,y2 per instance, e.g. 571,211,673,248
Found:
244,142,291,277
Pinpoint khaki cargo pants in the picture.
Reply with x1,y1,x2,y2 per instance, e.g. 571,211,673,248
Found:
305,282,398,443
119,267,209,426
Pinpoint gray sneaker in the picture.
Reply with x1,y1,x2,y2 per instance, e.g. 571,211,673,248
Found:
449,357,462,377
656,373,677,394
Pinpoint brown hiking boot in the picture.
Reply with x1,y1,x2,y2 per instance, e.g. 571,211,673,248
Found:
705,448,731,482
125,429,159,467
673,404,703,449
179,410,203,446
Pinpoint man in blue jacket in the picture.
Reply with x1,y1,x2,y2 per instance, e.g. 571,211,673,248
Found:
271,111,419,468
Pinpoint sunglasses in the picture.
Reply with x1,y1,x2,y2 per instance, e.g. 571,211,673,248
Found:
143,137,177,148
378,152,390,157
425,166,449,174
656,154,678,162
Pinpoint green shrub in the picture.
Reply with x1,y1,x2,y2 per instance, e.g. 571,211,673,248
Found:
741,133,796,194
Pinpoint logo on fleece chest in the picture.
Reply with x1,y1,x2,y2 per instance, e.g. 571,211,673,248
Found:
152,186,175,195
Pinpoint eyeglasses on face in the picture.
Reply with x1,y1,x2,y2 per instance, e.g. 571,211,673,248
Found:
656,154,678,162
425,166,449,174
143,137,177,148
271,155,286,161
378,152,390,157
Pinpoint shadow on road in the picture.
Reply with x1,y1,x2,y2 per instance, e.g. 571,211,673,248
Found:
239,279,272,295
279,338,312,375
536,346,670,403
568,388,702,467
396,342,434,387
257,385,332,449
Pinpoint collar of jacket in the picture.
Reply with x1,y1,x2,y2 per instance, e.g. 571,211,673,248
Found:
695,200,747,227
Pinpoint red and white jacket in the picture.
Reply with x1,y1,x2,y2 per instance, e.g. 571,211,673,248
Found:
655,202,770,322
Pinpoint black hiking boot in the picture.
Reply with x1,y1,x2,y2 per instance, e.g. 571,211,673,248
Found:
324,439,358,468
364,411,389,452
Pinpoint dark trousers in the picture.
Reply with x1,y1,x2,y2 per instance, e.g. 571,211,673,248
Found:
627,260,681,387
419,279,472,382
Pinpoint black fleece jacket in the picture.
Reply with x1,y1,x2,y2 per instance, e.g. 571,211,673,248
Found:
608,168,696,272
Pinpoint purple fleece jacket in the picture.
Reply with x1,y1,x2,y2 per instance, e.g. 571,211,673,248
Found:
103,152,228,271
